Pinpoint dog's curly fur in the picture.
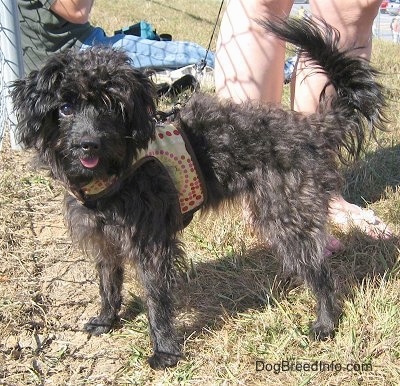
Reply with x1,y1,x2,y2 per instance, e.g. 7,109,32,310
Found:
11,18,387,369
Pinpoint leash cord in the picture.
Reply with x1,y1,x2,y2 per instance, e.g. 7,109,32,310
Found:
155,105,181,123
196,0,225,72
155,0,225,123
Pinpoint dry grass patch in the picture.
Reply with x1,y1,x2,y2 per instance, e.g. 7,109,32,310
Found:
90,0,223,48
1,1,400,385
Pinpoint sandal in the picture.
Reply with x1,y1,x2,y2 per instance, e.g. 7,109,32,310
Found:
324,235,344,258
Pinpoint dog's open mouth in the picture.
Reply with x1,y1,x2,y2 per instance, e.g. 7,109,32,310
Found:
80,157,100,169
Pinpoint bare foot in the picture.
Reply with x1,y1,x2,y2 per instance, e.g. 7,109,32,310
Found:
329,196,392,239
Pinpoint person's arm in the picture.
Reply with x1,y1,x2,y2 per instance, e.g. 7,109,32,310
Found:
50,0,94,24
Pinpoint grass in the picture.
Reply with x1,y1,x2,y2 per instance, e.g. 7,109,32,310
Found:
1,0,400,385
90,0,223,48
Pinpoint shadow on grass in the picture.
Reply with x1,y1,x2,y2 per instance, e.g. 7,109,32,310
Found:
342,143,400,205
170,236,399,337
121,144,400,345
121,234,399,342
122,244,289,334
147,0,216,25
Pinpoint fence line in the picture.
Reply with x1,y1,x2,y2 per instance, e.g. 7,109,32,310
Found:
0,48,6,151
0,4,391,152
0,0,24,151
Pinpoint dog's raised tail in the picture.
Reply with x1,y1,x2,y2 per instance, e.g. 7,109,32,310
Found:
260,17,388,161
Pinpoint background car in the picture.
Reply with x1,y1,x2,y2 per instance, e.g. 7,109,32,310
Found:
380,0,389,13
387,0,400,16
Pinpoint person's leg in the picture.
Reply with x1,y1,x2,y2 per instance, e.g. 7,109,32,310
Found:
292,0,378,112
292,0,391,238
215,0,294,104
215,0,295,242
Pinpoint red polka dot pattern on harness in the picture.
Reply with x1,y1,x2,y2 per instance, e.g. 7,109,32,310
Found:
136,124,204,214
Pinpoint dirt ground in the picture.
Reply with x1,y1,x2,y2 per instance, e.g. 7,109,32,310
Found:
0,142,149,385
0,140,266,385
1,134,400,386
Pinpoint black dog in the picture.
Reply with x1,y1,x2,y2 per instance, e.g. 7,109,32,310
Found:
11,18,386,369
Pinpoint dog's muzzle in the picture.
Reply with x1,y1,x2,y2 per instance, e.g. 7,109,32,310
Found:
79,137,101,169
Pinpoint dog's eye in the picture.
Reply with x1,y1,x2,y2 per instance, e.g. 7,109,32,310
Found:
59,104,74,116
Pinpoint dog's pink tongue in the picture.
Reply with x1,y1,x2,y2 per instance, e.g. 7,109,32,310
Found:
80,157,99,169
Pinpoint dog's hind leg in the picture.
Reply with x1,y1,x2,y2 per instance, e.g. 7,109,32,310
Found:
301,257,339,339
265,222,338,338
84,254,124,335
280,237,339,339
137,238,183,369
246,187,340,339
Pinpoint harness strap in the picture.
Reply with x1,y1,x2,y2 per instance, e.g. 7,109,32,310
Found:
67,123,206,223
135,123,206,216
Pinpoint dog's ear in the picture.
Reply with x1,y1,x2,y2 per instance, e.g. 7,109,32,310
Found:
11,54,68,150
114,64,157,149
130,71,157,148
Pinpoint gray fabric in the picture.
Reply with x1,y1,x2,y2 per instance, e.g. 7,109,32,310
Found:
18,0,95,73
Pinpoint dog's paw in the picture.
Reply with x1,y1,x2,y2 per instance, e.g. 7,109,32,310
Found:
84,316,115,336
311,321,335,341
148,351,181,370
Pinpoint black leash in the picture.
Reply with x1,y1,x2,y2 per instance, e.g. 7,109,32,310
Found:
155,105,181,123
156,0,225,122
196,0,225,72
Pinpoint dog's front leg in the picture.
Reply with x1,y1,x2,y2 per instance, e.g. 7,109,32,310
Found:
137,243,182,369
84,257,124,335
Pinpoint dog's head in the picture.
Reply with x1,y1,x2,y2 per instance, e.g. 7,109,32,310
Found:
11,47,156,188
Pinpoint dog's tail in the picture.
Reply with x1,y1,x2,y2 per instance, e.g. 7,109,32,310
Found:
260,17,388,161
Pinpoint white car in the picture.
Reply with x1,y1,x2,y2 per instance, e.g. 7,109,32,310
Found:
387,1,400,16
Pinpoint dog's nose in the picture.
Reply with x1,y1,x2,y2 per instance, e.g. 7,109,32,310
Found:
80,137,101,152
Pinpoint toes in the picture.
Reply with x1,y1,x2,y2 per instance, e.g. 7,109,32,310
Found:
84,316,114,336
311,321,335,341
148,351,181,370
